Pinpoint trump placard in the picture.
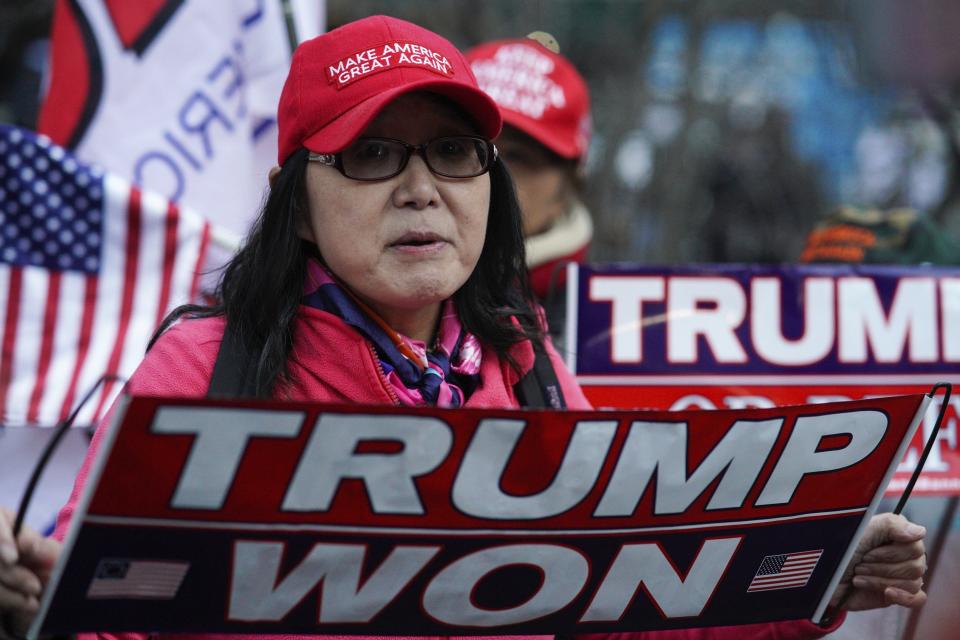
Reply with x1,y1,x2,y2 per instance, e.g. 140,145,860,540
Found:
567,263,960,496
34,393,927,635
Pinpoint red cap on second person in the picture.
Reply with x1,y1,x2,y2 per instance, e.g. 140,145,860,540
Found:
277,15,502,165
465,38,591,160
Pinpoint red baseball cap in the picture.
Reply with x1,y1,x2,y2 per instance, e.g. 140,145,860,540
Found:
465,38,591,160
277,15,502,165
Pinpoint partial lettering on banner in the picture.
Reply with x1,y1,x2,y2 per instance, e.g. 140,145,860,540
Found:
569,263,960,498
585,272,952,368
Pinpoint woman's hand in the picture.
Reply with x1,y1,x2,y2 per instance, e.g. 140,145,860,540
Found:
830,512,927,612
0,507,61,639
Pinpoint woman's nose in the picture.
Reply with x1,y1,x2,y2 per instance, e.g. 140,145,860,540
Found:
392,154,440,209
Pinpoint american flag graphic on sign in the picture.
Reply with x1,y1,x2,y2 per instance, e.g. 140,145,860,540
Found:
747,549,823,592
86,559,190,600
0,125,210,427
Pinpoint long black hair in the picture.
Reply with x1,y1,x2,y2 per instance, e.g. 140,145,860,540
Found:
154,149,544,397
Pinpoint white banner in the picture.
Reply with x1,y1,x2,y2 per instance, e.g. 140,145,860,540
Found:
39,0,325,239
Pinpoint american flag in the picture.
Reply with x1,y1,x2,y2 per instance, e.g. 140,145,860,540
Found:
0,125,210,427
86,559,190,599
747,549,823,592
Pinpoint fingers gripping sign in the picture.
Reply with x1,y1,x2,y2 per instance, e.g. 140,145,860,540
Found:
0,507,62,639
830,512,928,612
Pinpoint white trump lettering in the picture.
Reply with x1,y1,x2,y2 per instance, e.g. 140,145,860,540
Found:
589,276,665,363
757,410,887,505
595,419,781,516
282,414,452,514
586,271,954,369
453,419,618,519
943,278,960,361
752,277,835,365
668,278,748,363
152,407,303,509
838,278,938,362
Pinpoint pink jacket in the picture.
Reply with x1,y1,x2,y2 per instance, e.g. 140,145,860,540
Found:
55,307,843,640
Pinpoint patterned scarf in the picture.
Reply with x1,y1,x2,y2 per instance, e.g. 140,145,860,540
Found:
302,260,482,407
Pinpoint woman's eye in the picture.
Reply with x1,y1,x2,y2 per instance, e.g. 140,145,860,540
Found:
345,140,395,165
437,139,468,157
358,142,389,160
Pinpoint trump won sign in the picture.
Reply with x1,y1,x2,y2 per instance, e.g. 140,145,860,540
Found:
34,393,927,635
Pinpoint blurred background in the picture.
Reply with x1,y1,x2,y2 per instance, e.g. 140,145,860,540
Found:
1,4,958,639
4,0,960,264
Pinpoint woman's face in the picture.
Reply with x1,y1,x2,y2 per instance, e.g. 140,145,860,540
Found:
300,93,490,337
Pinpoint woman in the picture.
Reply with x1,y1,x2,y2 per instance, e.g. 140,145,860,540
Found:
0,15,926,640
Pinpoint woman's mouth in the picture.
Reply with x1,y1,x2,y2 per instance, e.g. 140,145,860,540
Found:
389,231,449,253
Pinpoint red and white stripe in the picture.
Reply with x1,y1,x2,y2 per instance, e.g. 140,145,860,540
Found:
0,174,209,427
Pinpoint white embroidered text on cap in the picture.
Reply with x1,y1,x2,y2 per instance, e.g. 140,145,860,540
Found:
471,44,566,119
327,41,453,88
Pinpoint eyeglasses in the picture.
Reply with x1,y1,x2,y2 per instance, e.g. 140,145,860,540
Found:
308,136,498,181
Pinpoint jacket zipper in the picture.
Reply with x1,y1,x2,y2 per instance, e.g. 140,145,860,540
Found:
366,341,402,406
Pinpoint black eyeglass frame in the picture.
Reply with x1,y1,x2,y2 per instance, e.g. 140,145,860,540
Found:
307,136,499,181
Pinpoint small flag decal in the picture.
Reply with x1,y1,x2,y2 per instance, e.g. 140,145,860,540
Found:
747,550,823,592
87,559,189,600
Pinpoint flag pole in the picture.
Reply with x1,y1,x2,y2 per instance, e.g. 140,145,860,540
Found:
894,382,952,514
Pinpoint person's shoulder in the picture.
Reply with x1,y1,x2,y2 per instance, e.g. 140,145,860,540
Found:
150,315,226,356
127,315,226,398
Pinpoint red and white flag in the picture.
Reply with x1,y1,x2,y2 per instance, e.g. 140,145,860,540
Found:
747,550,824,592
0,125,211,427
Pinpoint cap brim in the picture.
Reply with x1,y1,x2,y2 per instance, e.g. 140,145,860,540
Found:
301,79,503,154
501,110,581,160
